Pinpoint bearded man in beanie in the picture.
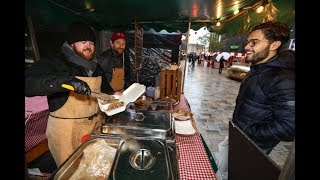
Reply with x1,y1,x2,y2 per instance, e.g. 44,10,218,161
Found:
25,21,114,166
98,32,133,93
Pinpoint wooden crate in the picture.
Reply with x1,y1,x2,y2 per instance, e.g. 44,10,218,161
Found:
160,69,182,101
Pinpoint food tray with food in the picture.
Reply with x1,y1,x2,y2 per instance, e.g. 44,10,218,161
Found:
171,109,193,121
51,136,121,179
98,83,146,116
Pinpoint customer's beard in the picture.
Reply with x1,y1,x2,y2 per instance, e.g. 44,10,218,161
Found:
250,47,270,65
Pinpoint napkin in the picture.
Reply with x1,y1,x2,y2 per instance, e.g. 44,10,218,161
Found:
175,120,196,135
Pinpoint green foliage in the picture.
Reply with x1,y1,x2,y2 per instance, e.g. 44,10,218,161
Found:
197,32,225,52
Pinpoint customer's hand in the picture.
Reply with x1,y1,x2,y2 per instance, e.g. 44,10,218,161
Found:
68,77,91,98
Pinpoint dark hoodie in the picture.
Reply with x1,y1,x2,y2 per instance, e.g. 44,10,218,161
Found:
232,50,295,153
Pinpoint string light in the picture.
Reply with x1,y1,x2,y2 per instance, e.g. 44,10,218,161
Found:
257,0,269,13
216,21,221,26
256,5,264,13
233,9,239,15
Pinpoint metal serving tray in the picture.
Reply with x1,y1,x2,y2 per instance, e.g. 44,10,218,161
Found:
94,109,175,141
50,135,122,180
110,137,175,180
50,135,179,180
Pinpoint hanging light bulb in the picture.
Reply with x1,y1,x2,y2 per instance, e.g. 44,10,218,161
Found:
216,21,221,26
256,5,264,13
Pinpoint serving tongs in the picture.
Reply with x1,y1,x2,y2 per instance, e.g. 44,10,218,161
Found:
61,84,114,101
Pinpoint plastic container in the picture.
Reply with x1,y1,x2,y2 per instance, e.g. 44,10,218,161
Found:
146,86,155,98
155,87,160,100
98,83,146,116
155,74,160,100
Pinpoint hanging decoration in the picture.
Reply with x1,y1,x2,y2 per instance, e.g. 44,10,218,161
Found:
261,1,279,23
238,11,251,35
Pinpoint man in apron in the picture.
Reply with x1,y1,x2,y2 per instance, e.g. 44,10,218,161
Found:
25,22,114,166
98,32,133,93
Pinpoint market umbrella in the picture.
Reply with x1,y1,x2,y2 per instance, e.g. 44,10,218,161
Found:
215,52,231,61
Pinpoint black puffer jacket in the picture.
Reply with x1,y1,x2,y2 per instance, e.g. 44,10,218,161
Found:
97,48,133,89
232,50,295,152
25,43,114,112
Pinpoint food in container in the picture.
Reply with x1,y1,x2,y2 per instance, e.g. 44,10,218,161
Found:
52,137,121,180
69,139,117,179
98,83,146,116
171,109,192,121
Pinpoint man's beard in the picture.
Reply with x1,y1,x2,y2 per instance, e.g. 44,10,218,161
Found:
114,49,124,55
246,45,270,65
73,46,94,60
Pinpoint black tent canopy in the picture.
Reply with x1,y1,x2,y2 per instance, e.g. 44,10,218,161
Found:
26,0,295,35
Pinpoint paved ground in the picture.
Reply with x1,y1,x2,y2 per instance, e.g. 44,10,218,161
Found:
181,60,293,171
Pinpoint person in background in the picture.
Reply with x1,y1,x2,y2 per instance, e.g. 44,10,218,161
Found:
219,56,225,74
98,32,133,93
188,52,196,67
187,53,192,63
211,53,218,68
25,22,114,166
227,55,235,67
232,21,295,154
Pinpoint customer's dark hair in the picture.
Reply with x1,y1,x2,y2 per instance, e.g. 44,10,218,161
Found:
250,21,290,49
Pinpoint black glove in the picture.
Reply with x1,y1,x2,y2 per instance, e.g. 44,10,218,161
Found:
68,77,91,99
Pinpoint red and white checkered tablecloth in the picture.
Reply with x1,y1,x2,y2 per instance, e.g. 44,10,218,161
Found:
174,94,217,179
176,134,216,179
25,96,49,113
25,96,49,152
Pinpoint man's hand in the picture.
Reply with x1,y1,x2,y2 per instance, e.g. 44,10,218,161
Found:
68,77,91,99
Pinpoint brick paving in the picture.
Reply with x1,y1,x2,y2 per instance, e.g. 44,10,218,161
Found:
181,60,293,170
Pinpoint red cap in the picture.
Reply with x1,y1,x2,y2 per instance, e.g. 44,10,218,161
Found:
81,134,91,143
111,32,127,42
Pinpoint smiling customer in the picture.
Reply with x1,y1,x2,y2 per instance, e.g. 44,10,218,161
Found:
232,21,295,154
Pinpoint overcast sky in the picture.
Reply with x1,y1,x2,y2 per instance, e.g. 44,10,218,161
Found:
188,26,209,44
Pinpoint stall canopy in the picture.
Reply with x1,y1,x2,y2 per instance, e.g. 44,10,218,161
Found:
26,0,295,35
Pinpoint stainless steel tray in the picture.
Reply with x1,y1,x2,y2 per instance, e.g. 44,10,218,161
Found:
110,137,175,180
50,135,179,180
93,109,175,141
51,135,121,179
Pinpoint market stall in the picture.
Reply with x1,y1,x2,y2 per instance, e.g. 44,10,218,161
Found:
25,0,295,179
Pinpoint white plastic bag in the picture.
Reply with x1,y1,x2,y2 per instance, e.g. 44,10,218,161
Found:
218,136,229,173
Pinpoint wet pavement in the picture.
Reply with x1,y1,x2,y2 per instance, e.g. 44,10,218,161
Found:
181,60,293,170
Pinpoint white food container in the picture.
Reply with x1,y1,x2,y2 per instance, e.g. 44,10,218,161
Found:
98,83,146,116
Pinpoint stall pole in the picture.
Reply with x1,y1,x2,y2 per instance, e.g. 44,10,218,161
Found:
181,21,191,93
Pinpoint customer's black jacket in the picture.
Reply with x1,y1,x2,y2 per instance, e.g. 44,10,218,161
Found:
232,50,295,152
97,48,133,89
25,43,114,112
